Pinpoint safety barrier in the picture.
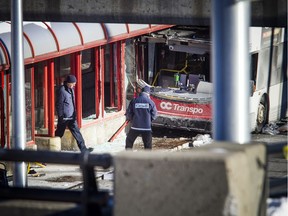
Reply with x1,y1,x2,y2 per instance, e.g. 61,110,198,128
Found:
0,149,113,216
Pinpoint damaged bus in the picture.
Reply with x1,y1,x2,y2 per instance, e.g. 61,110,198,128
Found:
130,26,287,133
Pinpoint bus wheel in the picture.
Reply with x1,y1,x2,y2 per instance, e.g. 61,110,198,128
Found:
256,96,268,133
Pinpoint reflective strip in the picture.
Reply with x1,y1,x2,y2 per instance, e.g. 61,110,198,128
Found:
131,127,151,131
135,103,149,109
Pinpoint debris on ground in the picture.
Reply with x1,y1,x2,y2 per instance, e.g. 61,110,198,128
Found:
191,134,213,147
278,124,288,134
28,169,46,177
262,121,288,135
262,123,280,135
27,162,46,177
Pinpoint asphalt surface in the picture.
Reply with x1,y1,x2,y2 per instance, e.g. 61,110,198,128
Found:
1,130,286,216
22,132,287,191
4,131,287,198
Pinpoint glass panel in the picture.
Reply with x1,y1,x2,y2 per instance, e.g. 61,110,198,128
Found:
125,39,137,100
270,45,282,85
250,53,258,85
0,73,5,147
54,55,71,115
113,43,120,110
82,49,96,119
153,43,211,87
34,62,47,135
104,44,111,109
104,43,120,115
25,68,33,141
55,55,71,86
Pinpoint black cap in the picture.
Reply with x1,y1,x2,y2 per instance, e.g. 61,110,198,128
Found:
66,75,77,83
142,86,150,93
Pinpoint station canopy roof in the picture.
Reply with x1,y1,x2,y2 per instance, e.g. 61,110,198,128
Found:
0,21,172,69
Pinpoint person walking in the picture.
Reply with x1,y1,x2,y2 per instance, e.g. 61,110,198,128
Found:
125,86,157,149
55,74,93,153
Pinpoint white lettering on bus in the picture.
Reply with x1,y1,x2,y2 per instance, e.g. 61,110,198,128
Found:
160,102,203,114
160,102,173,110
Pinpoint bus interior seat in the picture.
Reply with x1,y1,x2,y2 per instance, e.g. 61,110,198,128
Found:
188,74,200,88
179,74,187,87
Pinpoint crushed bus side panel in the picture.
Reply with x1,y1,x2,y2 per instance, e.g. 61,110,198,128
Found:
131,26,287,133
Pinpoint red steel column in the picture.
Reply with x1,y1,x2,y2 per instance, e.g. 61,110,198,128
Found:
74,52,82,128
48,60,55,137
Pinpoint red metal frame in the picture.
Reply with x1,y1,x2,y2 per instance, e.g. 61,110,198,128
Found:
5,75,10,148
74,52,82,127
48,60,55,137
43,62,48,128
0,41,10,71
116,41,122,111
100,23,109,41
95,47,100,118
0,71,5,148
23,32,35,58
30,67,35,141
73,22,84,45
121,41,126,109
43,22,60,52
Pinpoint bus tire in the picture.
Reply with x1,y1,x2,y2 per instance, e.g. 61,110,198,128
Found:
255,95,269,133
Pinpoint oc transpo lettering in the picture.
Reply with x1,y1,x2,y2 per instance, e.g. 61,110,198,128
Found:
160,102,172,110
160,102,203,114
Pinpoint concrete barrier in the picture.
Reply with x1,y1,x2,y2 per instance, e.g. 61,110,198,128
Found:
114,142,267,216
35,137,61,151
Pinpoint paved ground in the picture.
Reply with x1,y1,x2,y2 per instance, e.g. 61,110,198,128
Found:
2,131,286,215
20,132,287,190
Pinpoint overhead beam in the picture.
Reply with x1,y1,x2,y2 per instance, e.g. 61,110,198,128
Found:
0,0,286,27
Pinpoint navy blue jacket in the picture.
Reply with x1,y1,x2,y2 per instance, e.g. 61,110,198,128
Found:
56,83,76,120
126,92,157,131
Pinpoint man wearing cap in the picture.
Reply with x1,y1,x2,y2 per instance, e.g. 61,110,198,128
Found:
55,74,93,153
125,86,157,149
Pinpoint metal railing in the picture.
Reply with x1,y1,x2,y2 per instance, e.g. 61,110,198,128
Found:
0,149,113,216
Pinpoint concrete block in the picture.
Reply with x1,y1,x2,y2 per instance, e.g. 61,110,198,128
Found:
60,130,78,151
199,142,268,216
114,142,266,216
49,137,62,151
35,137,61,151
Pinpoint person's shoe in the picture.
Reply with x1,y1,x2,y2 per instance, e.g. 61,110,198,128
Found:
81,147,93,153
87,147,94,152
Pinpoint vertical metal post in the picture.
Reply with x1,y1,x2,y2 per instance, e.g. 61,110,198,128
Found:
211,0,251,144
11,0,27,186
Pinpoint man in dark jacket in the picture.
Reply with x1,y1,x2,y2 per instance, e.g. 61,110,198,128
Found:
125,86,157,149
55,75,93,152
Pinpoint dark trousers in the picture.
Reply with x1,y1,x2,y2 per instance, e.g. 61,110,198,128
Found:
55,118,86,151
125,129,152,149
